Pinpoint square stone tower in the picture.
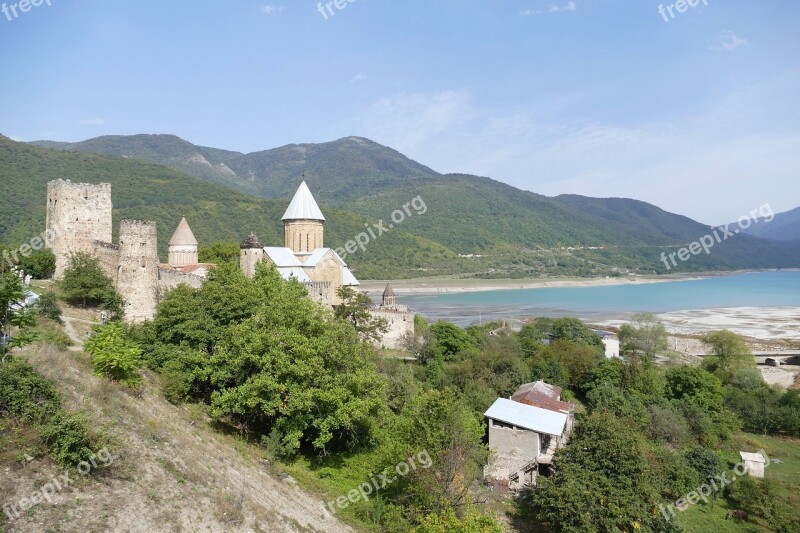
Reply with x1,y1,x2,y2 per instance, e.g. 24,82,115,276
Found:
46,180,113,278
117,220,159,323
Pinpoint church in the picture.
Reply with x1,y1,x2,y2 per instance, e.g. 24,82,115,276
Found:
240,181,359,307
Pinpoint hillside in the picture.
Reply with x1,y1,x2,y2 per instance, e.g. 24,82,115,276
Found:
738,206,800,241
0,136,454,279
16,134,800,275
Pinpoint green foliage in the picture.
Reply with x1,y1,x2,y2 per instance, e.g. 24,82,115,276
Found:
430,321,477,361
0,357,98,468
520,410,676,532
84,322,143,387
619,312,669,359
0,268,38,356
198,241,240,264
665,366,724,413
335,286,388,344
13,248,56,279
549,317,605,352
36,290,62,322
701,330,754,381
59,252,122,311
413,507,503,533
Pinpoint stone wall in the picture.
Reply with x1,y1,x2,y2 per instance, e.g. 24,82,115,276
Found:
240,248,264,279
284,220,323,253
157,267,205,295
46,180,113,278
370,308,415,350
304,281,332,307
93,241,120,282
117,220,159,323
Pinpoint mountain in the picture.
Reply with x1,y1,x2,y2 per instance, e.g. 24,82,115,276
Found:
16,134,800,276
737,206,800,241
0,136,455,279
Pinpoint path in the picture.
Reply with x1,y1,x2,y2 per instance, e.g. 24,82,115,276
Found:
61,315,96,351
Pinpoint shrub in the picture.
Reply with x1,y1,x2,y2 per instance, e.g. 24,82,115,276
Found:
84,323,142,387
38,412,95,468
36,290,63,323
59,252,121,310
0,357,61,422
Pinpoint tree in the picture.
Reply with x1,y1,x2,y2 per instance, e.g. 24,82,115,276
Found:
519,410,678,532
549,317,605,353
335,286,388,344
414,507,503,533
198,241,240,264
619,312,668,359
59,252,122,310
379,388,488,516
0,269,37,359
702,330,753,377
665,366,724,413
430,321,477,361
16,248,56,279
84,322,143,387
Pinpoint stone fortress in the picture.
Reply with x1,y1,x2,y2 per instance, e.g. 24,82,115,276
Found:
45,179,415,348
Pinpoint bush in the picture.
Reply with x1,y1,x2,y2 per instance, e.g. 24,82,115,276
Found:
0,357,61,422
59,252,121,310
36,290,63,323
85,323,142,387
35,321,72,350
38,412,95,468
16,248,56,279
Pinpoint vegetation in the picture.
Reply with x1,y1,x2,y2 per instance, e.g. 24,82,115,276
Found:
0,356,99,468
620,312,669,359
59,252,124,316
335,286,389,344
84,322,143,387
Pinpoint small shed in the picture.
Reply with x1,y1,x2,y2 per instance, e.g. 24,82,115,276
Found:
739,452,767,478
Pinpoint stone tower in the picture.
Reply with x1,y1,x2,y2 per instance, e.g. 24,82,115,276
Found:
168,217,199,267
46,180,113,278
282,181,325,254
382,283,397,307
117,220,159,323
240,232,264,279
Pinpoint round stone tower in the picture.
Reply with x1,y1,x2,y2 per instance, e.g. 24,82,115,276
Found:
240,232,264,279
117,220,159,323
167,217,199,267
282,181,325,254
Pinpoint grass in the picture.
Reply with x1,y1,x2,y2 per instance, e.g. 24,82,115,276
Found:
675,432,800,532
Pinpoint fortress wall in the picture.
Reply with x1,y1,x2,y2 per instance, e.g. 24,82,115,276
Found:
158,268,205,293
93,241,120,283
370,308,415,350
46,180,113,278
117,220,159,323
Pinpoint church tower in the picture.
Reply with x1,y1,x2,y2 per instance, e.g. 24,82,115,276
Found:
382,283,396,307
167,217,199,267
240,232,264,279
282,181,325,254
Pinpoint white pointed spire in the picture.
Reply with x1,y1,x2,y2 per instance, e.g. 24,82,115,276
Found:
281,181,325,221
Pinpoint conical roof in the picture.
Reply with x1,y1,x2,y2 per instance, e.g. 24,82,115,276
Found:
168,217,198,246
241,232,263,249
281,181,325,221
383,283,396,298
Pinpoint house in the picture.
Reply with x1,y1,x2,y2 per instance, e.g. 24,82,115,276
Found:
484,381,576,492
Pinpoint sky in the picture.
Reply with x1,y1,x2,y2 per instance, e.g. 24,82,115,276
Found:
1,0,798,225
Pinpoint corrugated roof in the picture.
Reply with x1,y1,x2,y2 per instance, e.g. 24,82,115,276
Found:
263,247,304,267
282,181,325,221
168,217,198,246
342,267,360,286
485,398,567,436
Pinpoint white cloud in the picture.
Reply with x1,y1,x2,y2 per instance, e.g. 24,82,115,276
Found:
520,2,576,16
261,4,283,15
711,30,747,51
78,118,105,126
549,2,576,13
349,73,367,83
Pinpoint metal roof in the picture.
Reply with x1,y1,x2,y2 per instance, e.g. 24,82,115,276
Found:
263,247,304,267
276,267,311,283
342,267,359,286
282,181,325,221
484,398,568,436
168,217,198,246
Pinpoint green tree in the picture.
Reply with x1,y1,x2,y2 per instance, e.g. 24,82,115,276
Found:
198,241,240,264
619,312,668,359
414,507,503,533
84,322,143,387
519,410,678,532
0,269,37,358
16,248,56,279
702,330,753,377
665,366,724,413
549,317,604,353
335,286,388,344
430,321,477,361
59,252,122,310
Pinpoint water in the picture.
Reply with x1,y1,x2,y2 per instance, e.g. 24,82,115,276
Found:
398,271,800,326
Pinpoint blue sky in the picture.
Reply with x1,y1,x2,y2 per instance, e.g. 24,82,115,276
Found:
1,0,798,224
